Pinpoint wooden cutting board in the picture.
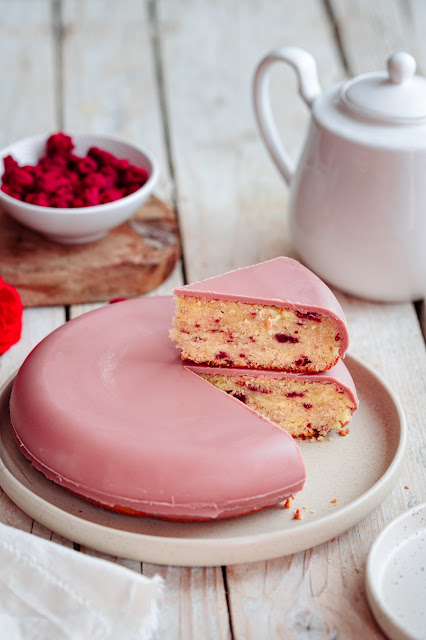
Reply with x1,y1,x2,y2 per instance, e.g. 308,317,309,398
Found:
0,196,180,307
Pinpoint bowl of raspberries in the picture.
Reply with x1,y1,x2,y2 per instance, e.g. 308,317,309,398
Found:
0,132,159,243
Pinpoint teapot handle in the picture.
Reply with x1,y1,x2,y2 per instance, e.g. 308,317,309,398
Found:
253,47,321,185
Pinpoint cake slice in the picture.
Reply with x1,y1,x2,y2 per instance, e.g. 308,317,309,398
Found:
170,257,349,372
188,358,358,439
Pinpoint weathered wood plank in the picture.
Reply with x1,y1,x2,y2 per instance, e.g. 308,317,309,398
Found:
143,564,232,640
0,0,57,148
157,0,346,283
329,0,411,72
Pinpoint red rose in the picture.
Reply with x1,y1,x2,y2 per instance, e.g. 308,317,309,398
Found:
0,277,23,355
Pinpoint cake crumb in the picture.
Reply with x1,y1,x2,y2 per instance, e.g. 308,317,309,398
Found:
404,485,409,490
339,428,350,436
283,498,292,509
293,509,302,520
331,498,337,504
318,436,324,442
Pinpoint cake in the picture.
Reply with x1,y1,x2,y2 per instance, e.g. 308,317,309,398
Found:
9,258,358,522
193,359,357,439
9,296,306,522
170,257,349,372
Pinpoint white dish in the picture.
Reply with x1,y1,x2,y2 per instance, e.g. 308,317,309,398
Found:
366,503,426,640
0,355,406,567
0,132,158,244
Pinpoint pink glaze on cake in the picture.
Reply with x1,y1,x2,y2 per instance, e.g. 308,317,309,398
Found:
9,296,306,522
174,257,350,356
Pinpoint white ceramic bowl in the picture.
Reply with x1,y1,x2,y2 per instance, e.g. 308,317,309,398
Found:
0,133,159,244
366,503,426,640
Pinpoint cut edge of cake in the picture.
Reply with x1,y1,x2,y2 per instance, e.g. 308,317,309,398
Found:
171,257,349,373
186,358,358,439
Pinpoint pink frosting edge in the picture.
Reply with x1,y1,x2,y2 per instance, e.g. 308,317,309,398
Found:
11,421,305,522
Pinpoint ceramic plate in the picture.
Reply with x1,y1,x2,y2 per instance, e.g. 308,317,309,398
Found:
366,503,426,640
0,354,406,567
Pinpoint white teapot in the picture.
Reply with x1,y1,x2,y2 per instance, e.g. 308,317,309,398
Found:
253,48,426,302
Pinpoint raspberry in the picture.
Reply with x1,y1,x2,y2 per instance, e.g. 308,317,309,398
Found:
88,146,118,167
100,188,124,203
36,173,71,194
50,194,73,208
120,165,148,187
275,333,299,343
3,155,18,173
75,156,98,175
1,133,149,208
80,187,101,206
46,132,74,157
296,311,322,323
99,165,119,189
115,158,129,171
126,183,143,196
6,167,35,191
1,184,20,199
25,192,49,206
109,297,127,304
83,172,107,190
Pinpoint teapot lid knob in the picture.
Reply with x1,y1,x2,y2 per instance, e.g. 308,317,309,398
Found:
387,52,416,84
340,50,426,122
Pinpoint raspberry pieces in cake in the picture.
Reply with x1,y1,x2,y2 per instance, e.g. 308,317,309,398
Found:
170,257,349,373
191,359,358,439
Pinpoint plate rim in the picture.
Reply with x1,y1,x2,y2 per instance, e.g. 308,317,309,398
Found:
0,353,408,566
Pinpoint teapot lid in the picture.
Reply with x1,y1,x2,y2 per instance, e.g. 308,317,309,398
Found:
340,52,426,123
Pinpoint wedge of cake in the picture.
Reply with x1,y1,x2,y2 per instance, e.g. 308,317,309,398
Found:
170,257,349,373
188,359,358,439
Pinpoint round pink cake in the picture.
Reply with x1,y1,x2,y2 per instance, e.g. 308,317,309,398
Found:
9,296,306,521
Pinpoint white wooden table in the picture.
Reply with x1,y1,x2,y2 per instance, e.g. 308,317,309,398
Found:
1,1,425,637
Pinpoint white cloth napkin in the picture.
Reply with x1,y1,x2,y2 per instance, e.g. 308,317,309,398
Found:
0,522,163,640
